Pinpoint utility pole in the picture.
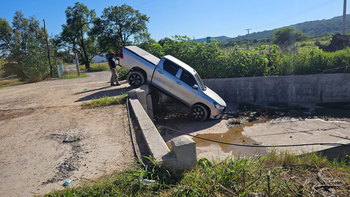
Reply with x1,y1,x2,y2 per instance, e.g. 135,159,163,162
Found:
43,19,53,78
246,29,251,50
75,52,81,76
343,0,347,35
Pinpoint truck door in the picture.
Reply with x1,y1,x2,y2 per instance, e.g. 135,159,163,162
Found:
152,59,180,93
170,68,198,106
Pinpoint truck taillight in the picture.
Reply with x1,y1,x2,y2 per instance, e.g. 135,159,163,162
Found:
119,50,123,59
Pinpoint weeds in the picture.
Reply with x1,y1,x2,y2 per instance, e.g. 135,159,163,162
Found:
81,93,128,108
44,150,350,196
44,157,180,197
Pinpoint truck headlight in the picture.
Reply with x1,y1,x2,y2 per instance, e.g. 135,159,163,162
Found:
214,102,225,111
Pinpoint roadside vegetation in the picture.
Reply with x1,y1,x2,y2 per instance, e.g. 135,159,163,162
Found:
44,151,350,196
81,93,128,108
0,78,26,88
146,31,350,79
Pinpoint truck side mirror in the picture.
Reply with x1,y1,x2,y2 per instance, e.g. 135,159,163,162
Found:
193,84,199,90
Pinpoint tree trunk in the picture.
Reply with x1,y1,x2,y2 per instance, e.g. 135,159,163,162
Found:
80,34,90,69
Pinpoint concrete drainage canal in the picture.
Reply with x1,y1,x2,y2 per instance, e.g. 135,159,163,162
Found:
154,101,350,162
127,86,350,169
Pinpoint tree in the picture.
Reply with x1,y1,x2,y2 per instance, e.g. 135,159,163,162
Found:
273,26,307,47
0,18,12,54
134,32,164,58
90,4,149,54
158,37,172,46
1,11,50,81
60,2,97,69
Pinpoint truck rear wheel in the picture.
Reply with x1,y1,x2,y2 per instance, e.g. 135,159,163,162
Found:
128,71,145,88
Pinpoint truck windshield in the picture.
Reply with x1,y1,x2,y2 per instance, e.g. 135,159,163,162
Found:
194,73,206,91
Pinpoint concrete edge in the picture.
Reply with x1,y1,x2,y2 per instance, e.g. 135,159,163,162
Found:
128,85,198,170
129,98,171,162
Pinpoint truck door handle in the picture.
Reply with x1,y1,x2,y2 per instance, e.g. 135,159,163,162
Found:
176,81,181,85
158,70,163,74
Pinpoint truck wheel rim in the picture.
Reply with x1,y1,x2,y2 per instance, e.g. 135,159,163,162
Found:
130,74,141,85
192,106,204,120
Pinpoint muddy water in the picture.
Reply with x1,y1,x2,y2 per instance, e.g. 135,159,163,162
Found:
193,119,269,157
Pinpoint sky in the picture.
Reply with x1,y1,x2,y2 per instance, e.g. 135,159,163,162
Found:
0,0,348,41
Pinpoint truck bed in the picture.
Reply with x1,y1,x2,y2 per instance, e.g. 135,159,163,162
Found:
124,46,160,66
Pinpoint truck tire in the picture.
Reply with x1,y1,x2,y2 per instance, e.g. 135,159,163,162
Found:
189,104,208,121
128,71,145,88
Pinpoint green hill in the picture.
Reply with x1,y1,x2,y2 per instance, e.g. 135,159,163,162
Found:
196,14,350,43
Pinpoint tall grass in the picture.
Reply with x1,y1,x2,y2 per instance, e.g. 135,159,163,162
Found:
270,47,350,76
156,36,350,79
44,151,350,196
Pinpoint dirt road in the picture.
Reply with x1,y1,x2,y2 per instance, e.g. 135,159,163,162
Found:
0,69,134,196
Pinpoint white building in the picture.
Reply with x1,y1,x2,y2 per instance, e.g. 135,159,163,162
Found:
92,54,108,63
73,53,108,64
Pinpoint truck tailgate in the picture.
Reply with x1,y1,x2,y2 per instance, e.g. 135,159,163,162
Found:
124,46,160,66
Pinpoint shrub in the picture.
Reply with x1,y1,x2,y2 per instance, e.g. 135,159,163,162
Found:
144,35,350,79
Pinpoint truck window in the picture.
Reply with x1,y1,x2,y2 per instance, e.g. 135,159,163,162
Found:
180,70,197,87
163,60,180,76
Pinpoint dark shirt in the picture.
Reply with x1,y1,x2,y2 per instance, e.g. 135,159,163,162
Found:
108,57,116,69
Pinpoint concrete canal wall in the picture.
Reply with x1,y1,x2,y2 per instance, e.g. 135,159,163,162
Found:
204,73,350,103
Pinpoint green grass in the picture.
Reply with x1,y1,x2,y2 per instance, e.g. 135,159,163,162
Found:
0,79,26,88
80,62,110,72
81,93,128,108
44,151,350,196
60,71,89,79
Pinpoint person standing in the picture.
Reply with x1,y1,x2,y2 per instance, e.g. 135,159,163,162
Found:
108,52,120,86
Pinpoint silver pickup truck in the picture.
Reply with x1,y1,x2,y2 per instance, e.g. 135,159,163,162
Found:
119,46,226,121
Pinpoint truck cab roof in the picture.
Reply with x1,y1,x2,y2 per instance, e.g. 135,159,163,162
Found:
163,55,197,75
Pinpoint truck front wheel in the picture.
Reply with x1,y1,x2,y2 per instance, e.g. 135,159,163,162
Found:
189,104,208,121
128,71,145,88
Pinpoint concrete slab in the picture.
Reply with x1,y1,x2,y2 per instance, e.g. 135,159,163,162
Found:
243,118,350,156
